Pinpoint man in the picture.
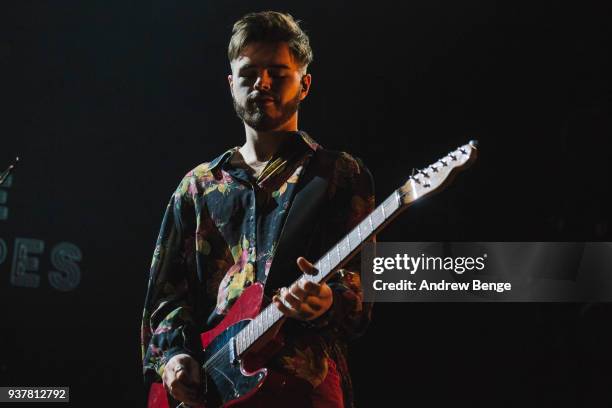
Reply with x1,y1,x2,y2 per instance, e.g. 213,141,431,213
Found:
142,11,375,408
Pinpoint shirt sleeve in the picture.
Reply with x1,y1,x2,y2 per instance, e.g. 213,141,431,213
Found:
141,176,203,386
308,154,375,340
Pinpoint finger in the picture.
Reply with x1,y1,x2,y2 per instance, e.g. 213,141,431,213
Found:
289,281,308,300
297,257,317,275
281,287,308,309
273,295,297,318
168,380,200,404
276,292,317,320
301,280,322,296
176,369,197,386
280,287,303,311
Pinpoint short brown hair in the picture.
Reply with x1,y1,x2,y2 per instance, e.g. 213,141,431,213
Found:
228,11,313,70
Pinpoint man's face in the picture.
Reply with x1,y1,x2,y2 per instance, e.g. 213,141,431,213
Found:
228,42,311,131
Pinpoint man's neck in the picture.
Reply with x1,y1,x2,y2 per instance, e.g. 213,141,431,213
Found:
239,120,298,165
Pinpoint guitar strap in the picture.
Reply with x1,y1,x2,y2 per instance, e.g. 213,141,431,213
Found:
262,148,330,298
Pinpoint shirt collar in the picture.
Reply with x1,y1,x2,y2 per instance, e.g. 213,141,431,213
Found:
207,131,320,172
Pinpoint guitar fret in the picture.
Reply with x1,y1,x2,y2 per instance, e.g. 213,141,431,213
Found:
389,193,399,212
236,332,242,355
339,238,347,258
376,207,383,223
263,307,269,332
252,318,259,340
267,306,274,330
259,315,264,334
329,247,338,268
244,325,249,349
373,207,383,226
347,231,356,253
313,263,321,282
384,196,392,213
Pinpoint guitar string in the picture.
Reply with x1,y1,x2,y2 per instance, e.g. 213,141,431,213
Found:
203,342,231,371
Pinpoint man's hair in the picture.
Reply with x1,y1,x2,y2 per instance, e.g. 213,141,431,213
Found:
228,11,313,70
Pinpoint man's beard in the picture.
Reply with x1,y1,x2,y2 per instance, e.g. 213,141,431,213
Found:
233,90,301,131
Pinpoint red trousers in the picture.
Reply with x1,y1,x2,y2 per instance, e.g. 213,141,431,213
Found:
245,358,344,408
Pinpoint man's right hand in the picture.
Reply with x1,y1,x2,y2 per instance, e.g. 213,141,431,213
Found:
162,353,204,406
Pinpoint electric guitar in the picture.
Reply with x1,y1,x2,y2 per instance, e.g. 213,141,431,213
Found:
148,140,479,407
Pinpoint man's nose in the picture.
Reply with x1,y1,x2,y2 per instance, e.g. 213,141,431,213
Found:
254,71,271,91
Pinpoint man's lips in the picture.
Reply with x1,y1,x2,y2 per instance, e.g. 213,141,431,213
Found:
251,94,276,104
254,97,275,103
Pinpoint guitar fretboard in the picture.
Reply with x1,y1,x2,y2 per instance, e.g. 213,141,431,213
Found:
233,189,404,356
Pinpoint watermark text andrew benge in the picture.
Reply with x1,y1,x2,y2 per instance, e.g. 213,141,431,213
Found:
371,253,511,293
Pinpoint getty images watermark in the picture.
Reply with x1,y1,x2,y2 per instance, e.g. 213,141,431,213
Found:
361,242,612,301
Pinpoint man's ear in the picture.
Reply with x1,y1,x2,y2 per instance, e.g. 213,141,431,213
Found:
227,74,234,96
300,73,312,100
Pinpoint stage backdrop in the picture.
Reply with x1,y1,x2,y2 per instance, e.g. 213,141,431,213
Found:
2,1,611,406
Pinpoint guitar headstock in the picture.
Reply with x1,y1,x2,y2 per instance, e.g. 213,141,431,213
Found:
399,140,478,205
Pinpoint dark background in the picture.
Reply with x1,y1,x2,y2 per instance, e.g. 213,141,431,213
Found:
1,0,611,406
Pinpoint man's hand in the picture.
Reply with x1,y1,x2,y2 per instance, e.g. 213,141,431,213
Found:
273,257,333,321
162,353,203,406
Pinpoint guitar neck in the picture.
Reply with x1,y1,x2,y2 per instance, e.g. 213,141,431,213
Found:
234,188,405,357
232,140,478,357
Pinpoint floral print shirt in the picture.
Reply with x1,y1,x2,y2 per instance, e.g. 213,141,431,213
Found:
141,131,375,407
